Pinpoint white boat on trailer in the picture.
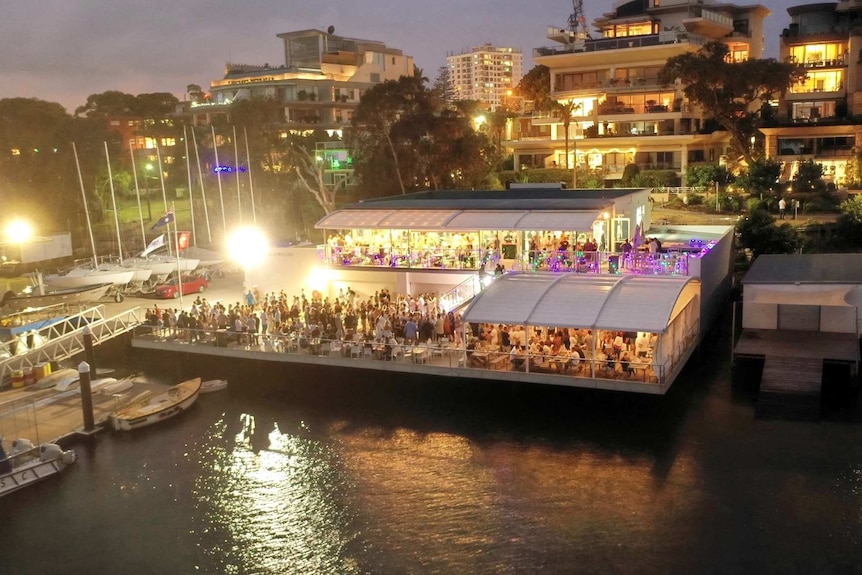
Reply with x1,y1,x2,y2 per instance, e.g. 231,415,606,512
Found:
0,437,77,497
0,281,113,314
108,377,201,431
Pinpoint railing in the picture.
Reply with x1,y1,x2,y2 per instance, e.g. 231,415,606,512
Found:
1,306,143,383
438,275,483,312
533,32,705,57
132,328,665,387
318,245,692,276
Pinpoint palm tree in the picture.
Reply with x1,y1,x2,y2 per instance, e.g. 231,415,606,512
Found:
553,99,582,170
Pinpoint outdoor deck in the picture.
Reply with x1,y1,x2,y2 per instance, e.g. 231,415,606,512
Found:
130,327,701,395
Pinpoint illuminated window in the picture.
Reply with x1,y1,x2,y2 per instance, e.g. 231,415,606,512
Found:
789,43,845,66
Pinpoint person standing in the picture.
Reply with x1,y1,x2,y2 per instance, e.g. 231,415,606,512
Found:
778,197,787,220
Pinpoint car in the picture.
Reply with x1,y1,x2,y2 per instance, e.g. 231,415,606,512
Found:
154,274,208,299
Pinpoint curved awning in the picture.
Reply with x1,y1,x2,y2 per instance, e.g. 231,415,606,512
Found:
461,273,698,334
315,209,601,231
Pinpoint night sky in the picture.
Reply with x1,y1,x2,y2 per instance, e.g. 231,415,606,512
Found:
0,0,800,113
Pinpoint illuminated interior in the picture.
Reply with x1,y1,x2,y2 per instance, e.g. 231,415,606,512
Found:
788,43,846,65
788,70,844,93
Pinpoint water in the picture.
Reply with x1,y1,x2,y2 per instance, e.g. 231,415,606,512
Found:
2,342,862,574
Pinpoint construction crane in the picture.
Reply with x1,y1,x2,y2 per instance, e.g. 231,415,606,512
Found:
568,0,589,39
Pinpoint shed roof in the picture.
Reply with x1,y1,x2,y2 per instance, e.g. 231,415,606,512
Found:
461,273,697,333
742,254,862,284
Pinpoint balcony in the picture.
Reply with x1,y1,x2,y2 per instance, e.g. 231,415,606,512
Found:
534,32,704,58
683,8,734,37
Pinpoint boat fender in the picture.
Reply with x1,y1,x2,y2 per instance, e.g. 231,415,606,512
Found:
61,450,78,465
10,438,34,455
39,443,64,461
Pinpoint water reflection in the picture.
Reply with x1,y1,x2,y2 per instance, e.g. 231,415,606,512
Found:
192,412,359,575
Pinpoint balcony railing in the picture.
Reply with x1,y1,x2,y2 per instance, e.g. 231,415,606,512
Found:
132,328,667,386
534,32,705,57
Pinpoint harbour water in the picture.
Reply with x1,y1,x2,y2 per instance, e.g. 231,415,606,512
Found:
1,317,861,574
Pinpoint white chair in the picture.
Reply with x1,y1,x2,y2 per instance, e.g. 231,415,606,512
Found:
350,344,361,358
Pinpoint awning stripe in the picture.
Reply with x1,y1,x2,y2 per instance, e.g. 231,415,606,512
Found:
316,209,600,231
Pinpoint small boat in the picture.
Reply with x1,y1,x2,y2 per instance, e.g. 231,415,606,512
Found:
0,437,77,498
97,377,134,395
108,377,201,431
30,368,80,391
200,379,228,394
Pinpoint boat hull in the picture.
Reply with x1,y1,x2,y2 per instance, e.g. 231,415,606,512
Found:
43,269,134,289
0,443,77,497
109,377,201,431
0,283,113,314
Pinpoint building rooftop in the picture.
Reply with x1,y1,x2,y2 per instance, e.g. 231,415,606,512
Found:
743,254,862,284
351,188,642,211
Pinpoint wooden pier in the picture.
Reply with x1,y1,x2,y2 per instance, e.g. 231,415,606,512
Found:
733,329,859,420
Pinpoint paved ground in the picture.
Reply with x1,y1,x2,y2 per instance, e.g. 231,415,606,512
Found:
652,206,838,227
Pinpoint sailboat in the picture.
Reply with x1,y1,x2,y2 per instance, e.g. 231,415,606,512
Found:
42,143,135,292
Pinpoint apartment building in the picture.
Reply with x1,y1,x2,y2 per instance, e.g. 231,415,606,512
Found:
447,44,523,110
760,0,862,186
196,29,414,133
507,0,768,184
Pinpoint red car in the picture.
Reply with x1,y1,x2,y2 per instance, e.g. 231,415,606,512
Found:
154,274,208,299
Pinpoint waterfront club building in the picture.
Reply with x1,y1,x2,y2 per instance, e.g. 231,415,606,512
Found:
295,186,733,393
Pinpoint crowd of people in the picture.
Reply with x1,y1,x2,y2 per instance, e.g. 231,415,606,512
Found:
142,284,658,382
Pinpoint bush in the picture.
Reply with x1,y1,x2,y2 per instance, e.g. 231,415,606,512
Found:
686,193,705,206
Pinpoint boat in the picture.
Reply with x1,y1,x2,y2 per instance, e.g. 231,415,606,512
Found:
200,379,228,393
42,143,134,292
108,377,201,431
41,266,135,290
97,377,135,395
30,367,80,391
1,280,112,314
0,437,77,497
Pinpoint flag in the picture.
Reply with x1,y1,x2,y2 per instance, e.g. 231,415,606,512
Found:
150,208,175,230
177,231,190,251
141,234,165,257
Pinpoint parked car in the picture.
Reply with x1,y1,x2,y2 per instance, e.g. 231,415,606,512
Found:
154,274,208,299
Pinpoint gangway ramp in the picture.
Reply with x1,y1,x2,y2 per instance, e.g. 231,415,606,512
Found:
756,356,823,420
0,305,142,384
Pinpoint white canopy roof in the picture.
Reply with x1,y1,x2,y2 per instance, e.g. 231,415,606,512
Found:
461,273,697,333
316,209,601,231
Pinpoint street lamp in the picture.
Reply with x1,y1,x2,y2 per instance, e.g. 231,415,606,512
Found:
227,226,268,297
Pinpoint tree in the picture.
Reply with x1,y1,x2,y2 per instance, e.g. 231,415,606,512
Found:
553,100,581,169
187,84,205,102
792,159,826,193
659,42,806,165
432,66,454,105
833,194,862,248
349,71,494,198
736,208,800,257
75,91,179,118
515,65,552,111
75,91,138,118
736,158,781,198
686,164,733,190
285,136,349,215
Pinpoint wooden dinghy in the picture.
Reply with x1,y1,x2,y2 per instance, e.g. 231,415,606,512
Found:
108,378,201,431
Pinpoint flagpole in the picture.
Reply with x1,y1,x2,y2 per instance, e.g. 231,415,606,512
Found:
183,125,197,248
244,126,257,225
173,202,184,310
156,144,172,254
211,125,227,239
130,148,147,252
191,127,212,245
